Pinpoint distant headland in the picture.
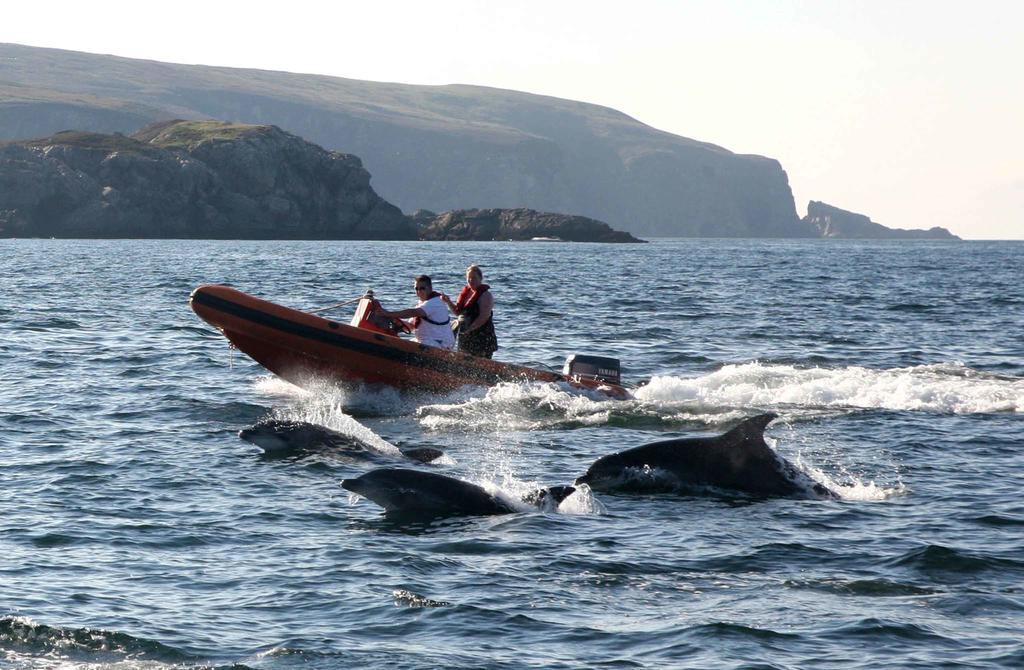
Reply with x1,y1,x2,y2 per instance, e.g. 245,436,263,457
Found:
0,43,960,240
803,201,959,240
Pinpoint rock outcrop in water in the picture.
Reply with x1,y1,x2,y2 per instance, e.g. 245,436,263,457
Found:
0,43,817,238
803,201,960,240
415,208,644,243
0,120,415,239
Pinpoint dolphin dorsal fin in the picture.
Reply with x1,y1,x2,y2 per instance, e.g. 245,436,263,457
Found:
722,413,778,444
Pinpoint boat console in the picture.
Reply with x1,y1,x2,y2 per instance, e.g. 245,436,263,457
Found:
350,291,410,336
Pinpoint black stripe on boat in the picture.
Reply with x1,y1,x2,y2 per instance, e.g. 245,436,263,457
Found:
191,288,521,386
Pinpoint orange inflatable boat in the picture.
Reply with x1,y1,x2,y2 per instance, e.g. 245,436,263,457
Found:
189,285,630,398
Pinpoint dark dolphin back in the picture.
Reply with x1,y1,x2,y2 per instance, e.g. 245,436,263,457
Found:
578,413,835,498
521,485,577,508
578,412,797,495
399,447,445,464
581,414,775,479
699,413,800,495
343,468,514,516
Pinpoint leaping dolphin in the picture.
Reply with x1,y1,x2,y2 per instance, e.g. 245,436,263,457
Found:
238,419,444,464
341,468,578,517
575,413,836,499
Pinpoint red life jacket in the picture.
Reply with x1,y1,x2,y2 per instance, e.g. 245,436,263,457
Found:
454,284,489,314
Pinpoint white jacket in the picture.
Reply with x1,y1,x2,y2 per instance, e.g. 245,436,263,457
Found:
414,295,455,350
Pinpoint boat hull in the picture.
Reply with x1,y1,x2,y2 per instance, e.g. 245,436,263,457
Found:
189,285,627,397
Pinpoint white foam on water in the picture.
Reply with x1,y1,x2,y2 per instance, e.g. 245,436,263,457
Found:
795,456,907,502
252,374,308,398
0,657,176,670
658,408,753,427
266,375,410,415
252,376,401,456
417,380,622,432
425,452,458,467
556,483,608,515
635,361,1023,414
477,479,538,514
475,475,605,515
766,429,906,502
412,358,1024,434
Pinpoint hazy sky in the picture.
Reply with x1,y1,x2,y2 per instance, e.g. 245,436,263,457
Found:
3,0,1022,239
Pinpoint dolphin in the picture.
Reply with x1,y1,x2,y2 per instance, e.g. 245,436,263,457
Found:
575,413,836,499
238,419,444,464
341,468,578,517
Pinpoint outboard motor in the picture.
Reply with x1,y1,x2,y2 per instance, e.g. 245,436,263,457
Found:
563,354,621,385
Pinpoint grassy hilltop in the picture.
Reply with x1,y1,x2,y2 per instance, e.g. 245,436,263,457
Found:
0,43,812,238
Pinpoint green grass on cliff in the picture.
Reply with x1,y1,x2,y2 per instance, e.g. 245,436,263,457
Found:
134,120,269,149
4,122,266,154
13,130,159,155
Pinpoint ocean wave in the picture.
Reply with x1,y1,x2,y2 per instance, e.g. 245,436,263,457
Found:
969,513,1024,527
686,621,800,641
635,361,1023,414
0,616,215,668
707,542,840,573
884,302,938,312
14,317,83,331
404,361,1022,435
885,544,1024,575
819,616,952,642
783,577,937,597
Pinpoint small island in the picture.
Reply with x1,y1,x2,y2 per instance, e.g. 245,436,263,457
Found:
414,208,644,243
0,121,644,243
802,201,959,240
0,121,414,239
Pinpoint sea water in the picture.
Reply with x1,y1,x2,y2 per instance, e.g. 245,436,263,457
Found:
1,238,1022,669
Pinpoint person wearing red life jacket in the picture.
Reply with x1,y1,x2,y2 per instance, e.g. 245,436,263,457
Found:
441,264,498,358
377,275,455,350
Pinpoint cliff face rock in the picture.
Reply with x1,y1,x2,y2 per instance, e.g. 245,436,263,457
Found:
416,208,644,243
0,121,415,239
0,43,814,238
803,201,960,240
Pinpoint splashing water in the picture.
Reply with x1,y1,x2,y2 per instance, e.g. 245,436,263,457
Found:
417,381,618,432
253,376,402,456
635,361,1023,415
796,456,907,502
475,476,606,515
408,360,1021,439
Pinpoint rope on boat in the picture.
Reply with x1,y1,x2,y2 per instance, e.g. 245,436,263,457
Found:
306,291,374,314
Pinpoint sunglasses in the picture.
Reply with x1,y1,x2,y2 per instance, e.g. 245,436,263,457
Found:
414,285,428,291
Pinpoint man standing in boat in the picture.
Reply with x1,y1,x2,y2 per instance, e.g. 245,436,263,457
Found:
442,264,498,358
378,275,455,350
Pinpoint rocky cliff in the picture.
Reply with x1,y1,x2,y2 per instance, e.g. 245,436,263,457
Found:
803,201,959,240
0,121,415,239
415,208,644,243
0,43,816,238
